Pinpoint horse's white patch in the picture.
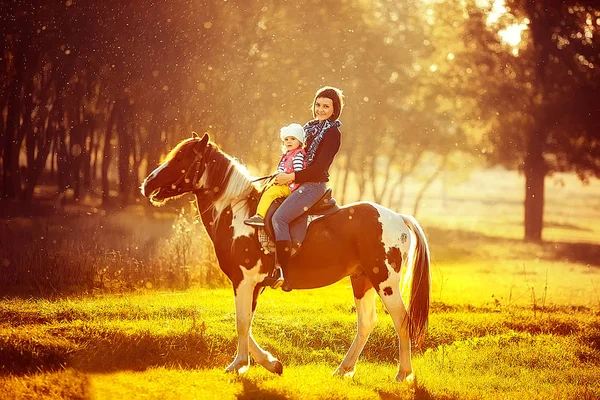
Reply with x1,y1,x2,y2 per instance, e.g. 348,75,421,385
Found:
195,168,207,190
370,203,413,257
141,160,171,197
369,203,416,300
231,202,254,240
241,258,266,282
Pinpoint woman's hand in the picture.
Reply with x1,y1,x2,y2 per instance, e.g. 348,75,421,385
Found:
274,172,295,185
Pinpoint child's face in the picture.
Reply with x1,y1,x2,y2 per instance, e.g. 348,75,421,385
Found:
283,136,302,151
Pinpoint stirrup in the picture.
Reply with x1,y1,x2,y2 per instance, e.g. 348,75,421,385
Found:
270,267,284,289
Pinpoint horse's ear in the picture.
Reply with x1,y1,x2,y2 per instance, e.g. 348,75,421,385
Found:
199,132,209,147
192,131,209,146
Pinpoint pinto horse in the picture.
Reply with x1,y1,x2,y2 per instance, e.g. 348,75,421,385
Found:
141,132,431,382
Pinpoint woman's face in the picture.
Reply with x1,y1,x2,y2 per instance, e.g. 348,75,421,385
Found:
314,97,334,121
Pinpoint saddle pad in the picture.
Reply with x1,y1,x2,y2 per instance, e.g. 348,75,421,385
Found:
258,215,324,254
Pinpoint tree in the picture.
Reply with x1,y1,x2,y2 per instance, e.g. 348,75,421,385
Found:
450,0,600,241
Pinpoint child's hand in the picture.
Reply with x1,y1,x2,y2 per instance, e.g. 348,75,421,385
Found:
274,173,294,185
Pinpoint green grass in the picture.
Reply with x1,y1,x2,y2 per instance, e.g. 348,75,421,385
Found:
1,284,600,399
2,169,600,399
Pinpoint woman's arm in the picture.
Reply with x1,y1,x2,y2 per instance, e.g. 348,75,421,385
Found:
294,127,341,184
273,152,304,185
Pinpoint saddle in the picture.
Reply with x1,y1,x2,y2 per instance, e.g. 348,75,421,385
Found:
257,188,340,254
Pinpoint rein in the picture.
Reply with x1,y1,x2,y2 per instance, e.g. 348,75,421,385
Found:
251,173,276,183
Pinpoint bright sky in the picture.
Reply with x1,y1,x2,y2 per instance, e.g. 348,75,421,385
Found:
481,0,528,49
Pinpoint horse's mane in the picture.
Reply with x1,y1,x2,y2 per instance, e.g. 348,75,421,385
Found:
200,141,258,214
162,138,194,163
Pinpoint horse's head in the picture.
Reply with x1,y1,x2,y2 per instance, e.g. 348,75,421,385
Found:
141,132,210,205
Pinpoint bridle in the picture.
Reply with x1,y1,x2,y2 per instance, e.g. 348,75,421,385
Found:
171,147,207,193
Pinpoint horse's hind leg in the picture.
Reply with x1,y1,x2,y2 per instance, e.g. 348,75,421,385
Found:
333,274,377,378
376,273,413,382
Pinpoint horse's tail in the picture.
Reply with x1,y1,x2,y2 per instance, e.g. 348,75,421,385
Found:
401,215,431,345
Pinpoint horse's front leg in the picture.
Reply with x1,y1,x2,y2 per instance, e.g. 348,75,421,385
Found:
225,277,256,374
249,332,283,375
226,269,283,375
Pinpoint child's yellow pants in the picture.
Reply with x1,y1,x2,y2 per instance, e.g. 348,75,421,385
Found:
257,184,292,217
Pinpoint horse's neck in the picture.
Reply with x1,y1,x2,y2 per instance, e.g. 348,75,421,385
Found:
194,189,259,244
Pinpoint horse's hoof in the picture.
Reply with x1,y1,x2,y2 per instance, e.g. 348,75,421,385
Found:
273,360,283,375
396,371,414,383
333,366,355,378
225,360,249,374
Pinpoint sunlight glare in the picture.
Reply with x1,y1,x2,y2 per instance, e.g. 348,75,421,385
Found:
498,23,527,47
486,0,507,24
480,0,528,47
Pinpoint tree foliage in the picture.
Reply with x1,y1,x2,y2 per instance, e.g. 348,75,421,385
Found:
1,0,598,241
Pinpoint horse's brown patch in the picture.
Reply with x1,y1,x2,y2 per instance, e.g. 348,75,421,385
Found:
196,196,264,293
386,247,402,273
383,286,393,296
344,205,390,292
350,274,373,300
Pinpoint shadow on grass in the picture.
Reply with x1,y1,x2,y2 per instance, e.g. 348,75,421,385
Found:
71,331,235,374
543,241,600,268
376,376,460,400
236,377,287,400
545,220,593,232
0,329,235,376
427,226,600,268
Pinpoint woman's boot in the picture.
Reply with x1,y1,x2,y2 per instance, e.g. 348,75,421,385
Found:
270,240,291,289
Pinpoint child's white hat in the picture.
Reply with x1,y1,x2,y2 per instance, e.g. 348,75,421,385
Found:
280,123,305,144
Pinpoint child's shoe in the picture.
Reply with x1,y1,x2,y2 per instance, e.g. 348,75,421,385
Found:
244,214,265,227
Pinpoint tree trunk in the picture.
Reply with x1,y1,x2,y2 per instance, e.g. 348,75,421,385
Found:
339,150,353,205
117,101,132,205
102,104,117,205
523,129,546,242
90,126,98,188
145,124,161,177
70,101,84,201
2,49,25,199
357,158,368,199
523,1,550,243
386,175,405,211
56,97,70,194
131,107,141,193
413,156,447,217
82,116,93,189
23,107,54,203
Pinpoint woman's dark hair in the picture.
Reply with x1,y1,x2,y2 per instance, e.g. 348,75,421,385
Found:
312,86,344,121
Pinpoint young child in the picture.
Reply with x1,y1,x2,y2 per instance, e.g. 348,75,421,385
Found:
244,123,306,227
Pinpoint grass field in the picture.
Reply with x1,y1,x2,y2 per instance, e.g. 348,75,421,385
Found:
1,169,600,399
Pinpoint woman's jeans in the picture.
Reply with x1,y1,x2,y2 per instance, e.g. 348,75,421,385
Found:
272,182,327,243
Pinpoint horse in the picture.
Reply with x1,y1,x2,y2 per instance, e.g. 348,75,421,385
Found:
140,132,431,382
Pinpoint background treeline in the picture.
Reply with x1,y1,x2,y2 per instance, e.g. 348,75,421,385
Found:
1,0,599,241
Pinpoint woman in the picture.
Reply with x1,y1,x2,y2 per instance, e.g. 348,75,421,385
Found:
268,86,344,288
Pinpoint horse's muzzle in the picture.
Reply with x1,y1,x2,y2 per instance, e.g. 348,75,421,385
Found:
141,178,158,198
